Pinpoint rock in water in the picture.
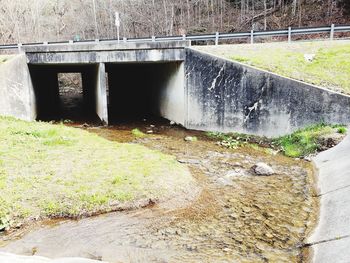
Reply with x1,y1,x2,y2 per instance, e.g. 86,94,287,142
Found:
184,136,198,142
251,162,274,176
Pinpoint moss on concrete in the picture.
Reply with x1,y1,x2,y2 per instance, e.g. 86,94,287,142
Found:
0,117,194,230
0,56,12,64
196,40,350,94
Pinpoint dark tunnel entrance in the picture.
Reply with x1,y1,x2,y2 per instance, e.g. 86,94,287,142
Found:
28,61,185,125
105,62,184,124
29,64,104,123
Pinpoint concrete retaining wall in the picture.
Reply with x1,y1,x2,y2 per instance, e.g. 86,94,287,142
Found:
0,54,36,121
185,48,350,136
309,132,350,262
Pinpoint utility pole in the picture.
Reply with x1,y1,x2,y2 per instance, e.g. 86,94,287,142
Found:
92,0,99,38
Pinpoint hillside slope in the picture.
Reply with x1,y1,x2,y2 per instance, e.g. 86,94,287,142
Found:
196,40,350,94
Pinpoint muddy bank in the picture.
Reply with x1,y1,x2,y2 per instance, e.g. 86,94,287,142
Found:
0,120,318,262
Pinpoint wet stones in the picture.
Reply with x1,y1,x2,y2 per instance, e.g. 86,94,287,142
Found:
251,162,274,176
177,159,201,165
184,136,198,142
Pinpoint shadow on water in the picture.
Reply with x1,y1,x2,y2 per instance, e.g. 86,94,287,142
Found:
0,119,318,262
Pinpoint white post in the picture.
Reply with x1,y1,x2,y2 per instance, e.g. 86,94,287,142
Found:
17,43,22,52
288,27,292,43
69,40,73,44
117,28,120,43
123,37,127,43
250,30,254,44
330,24,335,41
115,12,120,43
182,34,186,41
152,36,156,42
215,32,219,46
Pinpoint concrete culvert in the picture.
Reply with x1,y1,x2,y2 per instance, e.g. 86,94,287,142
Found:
105,62,185,125
29,64,105,123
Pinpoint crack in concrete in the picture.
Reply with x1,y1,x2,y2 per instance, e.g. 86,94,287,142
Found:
316,183,350,197
303,234,350,247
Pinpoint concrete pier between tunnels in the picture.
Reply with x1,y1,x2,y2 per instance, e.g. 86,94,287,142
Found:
28,62,185,125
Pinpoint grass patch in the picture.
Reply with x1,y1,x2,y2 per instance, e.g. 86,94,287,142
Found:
207,123,347,158
196,41,350,93
0,117,192,230
275,123,346,158
131,128,146,138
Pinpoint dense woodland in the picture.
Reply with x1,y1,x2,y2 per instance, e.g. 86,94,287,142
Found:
0,0,349,44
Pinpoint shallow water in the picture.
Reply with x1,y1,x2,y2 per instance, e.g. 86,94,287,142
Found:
0,119,318,262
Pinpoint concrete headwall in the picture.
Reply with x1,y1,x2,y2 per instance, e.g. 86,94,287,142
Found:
0,54,36,121
185,48,350,137
25,41,188,64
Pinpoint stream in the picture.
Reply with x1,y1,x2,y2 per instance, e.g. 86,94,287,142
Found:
0,119,318,263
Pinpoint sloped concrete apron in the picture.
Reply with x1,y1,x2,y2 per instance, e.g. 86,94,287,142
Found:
309,132,350,262
0,252,106,263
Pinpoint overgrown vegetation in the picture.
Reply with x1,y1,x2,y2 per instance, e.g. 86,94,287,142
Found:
0,117,192,231
197,41,350,94
207,123,347,158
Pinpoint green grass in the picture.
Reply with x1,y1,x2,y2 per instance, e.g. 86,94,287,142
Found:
275,123,346,158
207,123,347,158
131,128,146,138
0,117,192,230
196,41,350,94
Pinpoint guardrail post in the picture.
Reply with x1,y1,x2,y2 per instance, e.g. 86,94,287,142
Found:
17,43,22,52
182,34,186,41
95,39,99,43
152,36,156,42
330,24,335,41
250,30,254,44
215,32,219,46
69,40,73,44
288,27,292,43
123,37,127,43
43,41,48,45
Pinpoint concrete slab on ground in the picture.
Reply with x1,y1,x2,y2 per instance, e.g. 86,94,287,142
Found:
309,132,350,262
310,236,350,263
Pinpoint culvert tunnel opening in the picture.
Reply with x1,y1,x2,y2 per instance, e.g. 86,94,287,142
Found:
29,61,185,125
29,64,102,123
106,62,185,125
57,72,84,120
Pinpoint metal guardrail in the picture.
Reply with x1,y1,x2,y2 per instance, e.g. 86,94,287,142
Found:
1,24,349,50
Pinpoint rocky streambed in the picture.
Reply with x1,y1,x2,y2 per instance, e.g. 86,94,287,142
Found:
0,120,318,262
